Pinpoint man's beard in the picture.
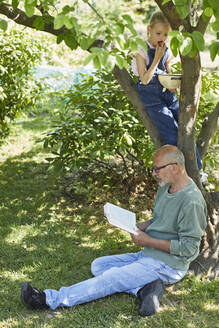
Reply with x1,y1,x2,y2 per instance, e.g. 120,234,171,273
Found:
158,180,166,187
154,176,166,187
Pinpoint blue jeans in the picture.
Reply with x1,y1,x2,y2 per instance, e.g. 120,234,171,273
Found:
136,81,203,170
44,251,186,310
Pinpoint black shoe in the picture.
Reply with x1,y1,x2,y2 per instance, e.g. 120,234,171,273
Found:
136,279,165,317
21,282,48,310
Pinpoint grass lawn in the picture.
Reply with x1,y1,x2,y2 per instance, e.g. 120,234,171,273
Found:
0,106,218,328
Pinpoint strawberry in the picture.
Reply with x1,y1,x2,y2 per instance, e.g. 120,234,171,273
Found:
158,41,164,46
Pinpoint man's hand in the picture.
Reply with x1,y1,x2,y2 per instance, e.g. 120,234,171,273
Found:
130,230,171,253
130,230,151,246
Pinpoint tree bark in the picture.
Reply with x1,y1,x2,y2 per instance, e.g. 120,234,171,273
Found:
197,102,219,159
190,190,219,279
113,66,164,148
177,54,219,279
178,54,202,186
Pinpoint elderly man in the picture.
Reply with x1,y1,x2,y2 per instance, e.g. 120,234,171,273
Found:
21,145,207,316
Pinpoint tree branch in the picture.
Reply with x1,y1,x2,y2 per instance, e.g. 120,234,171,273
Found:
154,0,191,31
85,1,105,22
0,2,64,35
113,66,164,148
197,102,219,158
0,2,105,50
196,13,211,34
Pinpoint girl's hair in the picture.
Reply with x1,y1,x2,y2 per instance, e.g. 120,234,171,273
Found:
149,11,170,27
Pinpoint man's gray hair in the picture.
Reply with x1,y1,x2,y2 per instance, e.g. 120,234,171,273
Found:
159,145,185,166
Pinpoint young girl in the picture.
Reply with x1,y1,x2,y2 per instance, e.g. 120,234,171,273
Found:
132,11,207,182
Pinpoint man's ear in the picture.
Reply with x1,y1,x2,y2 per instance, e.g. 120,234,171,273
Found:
172,164,179,174
173,165,182,174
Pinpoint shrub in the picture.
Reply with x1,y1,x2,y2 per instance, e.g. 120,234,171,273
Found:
44,70,155,181
0,29,43,137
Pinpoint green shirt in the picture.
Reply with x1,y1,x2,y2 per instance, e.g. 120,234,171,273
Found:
142,179,207,271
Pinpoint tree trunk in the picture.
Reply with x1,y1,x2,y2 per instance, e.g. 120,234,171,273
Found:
189,191,219,279
178,53,201,186
197,102,219,159
176,54,219,278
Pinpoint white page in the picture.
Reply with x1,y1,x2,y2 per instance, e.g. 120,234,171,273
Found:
104,202,138,235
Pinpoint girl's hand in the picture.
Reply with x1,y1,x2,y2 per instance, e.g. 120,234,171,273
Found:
154,42,166,62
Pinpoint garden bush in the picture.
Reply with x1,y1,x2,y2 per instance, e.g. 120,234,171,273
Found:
0,29,43,137
44,70,155,181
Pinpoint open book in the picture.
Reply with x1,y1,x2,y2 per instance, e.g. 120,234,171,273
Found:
104,202,138,235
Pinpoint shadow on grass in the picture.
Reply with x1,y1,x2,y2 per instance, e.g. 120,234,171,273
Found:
0,147,140,323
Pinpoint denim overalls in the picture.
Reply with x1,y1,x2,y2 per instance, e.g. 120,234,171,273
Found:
136,44,202,170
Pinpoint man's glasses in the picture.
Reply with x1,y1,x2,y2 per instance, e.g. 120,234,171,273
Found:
152,162,177,173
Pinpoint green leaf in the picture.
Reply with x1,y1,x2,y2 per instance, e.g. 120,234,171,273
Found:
136,38,148,52
0,19,8,32
123,132,132,146
168,31,180,37
93,55,101,70
176,34,184,44
122,15,133,24
162,0,171,4
62,5,72,14
64,16,74,29
175,0,188,5
12,0,19,9
192,31,205,51
63,34,78,50
54,14,65,30
83,53,95,66
211,19,219,32
204,7,213,17
175,4,190,19
104,55,116,72
24,4,35,17
114,23,124,35
130,40,138,53
188,42,197,58
33,17,45,30
99,51,110,66
90,47,102,53
56,34,65,44
126,23,137,36
80,37,94,50
207,0,218,10
209,41,219,61
115,37,125,50
170,37,180,57
115,55,124,69
180,37,193,56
